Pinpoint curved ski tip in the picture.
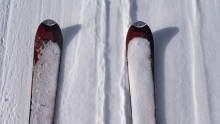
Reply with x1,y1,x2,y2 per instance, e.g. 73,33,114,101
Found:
133,21,147,28
42,19,57,26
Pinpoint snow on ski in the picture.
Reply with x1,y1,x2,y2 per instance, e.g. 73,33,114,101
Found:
29,19,63,124
126,21,156,124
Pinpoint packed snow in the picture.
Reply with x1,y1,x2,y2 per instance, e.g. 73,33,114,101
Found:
127,38,155,124
30,41,60,124
1,0,220,124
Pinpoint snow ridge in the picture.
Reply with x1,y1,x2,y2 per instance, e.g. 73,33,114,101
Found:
0,0,25,123
119,0,132,123
94,0,106,123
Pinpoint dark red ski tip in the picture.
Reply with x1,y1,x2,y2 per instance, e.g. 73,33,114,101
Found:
126,21,154,69
126,21,156,123
29,19,63,124
34,19,63,64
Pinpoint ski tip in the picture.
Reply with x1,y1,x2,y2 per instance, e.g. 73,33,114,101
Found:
132,21,147,28
42,19,57,26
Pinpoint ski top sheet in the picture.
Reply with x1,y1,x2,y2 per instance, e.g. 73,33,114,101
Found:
29,19,63,124
126,21,156,124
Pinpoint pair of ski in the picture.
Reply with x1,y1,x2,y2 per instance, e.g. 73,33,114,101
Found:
29,20,155,123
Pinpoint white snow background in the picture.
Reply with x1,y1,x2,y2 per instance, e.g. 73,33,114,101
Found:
1,0,220,124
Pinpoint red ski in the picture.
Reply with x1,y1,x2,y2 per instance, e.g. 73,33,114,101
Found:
126,21,156,124
29,19,63,124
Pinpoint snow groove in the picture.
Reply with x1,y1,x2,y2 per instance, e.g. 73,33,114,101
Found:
193,0,211,123
128,0,138,23
186,0,211,123
194,1,212,123
102,0,111,123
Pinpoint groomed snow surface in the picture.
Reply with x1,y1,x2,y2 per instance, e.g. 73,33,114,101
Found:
1,0,220,124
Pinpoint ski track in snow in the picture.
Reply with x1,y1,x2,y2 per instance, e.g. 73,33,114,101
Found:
0,0,220,124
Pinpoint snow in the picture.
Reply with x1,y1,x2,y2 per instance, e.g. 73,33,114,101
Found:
0,0,220,124
127,38,155,124
30,41,60,124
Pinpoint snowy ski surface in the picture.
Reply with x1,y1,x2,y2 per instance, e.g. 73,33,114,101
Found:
0,0,220,124
128,38,155,124
30,41,60,124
